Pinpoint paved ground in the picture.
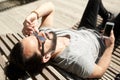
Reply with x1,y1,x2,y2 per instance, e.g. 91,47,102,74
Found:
0,0,120,34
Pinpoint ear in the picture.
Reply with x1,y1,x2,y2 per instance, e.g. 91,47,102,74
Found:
42,53,51,63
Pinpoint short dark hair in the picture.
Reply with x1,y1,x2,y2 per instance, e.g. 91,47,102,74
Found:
5,42,47,79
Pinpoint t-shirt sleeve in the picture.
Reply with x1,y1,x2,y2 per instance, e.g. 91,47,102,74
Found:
74,55,95,78
52,51,95,78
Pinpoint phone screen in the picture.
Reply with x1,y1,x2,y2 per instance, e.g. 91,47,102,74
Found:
104,22,114,37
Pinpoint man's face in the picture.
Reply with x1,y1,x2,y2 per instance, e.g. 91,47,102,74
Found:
21,31,56,59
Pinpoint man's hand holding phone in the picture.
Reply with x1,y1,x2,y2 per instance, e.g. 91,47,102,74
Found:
103,22,115,48
103,22,114,38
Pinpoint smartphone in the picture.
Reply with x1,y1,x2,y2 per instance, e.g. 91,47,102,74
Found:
103,22,114,37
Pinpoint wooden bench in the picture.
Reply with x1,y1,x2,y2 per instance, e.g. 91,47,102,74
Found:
0,17,120,80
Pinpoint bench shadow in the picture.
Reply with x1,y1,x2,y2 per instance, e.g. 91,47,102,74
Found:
0,0,37,12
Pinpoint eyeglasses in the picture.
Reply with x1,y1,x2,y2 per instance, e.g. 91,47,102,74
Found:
33,31,57,57
33,31,46,56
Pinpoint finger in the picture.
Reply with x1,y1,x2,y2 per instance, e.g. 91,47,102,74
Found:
22,30,28,36
110,30,113,35
110,30,115,43
26,26,34,31
26,17,33,24
25,31,33,36
22,27,30,34
22,28,33,36
23,19,31,26
110,30,115,38
33,27,39,33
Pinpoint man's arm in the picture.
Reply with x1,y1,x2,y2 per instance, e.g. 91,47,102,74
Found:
34,2,55,27
89,30,115,78
22,2,55,36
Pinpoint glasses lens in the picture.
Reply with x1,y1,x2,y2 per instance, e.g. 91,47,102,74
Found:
34,34,45,56
38,36,46,42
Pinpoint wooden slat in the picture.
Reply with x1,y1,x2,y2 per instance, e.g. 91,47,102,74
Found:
115,48,120,54
12,33,23,41
17,33,25,39
0,37,9,80
0,54,8,69
102,74,110,80
0,39,10,56
42,68,57,80
0,66,6,80
108,66,118,75
109,66,119,74
110,61,120,72
105,69,115,79
103,72,113,80
6,34,19,45
113,51,120,58
0,35,14,51
112,56,120,67
35,74,45,80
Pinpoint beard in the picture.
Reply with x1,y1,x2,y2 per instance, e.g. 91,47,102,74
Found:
45,31,57,54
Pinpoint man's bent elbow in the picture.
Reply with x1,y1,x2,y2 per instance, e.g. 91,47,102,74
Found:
47,2,55,12
88,67,105,78
95,72,105,78
89,72,105,78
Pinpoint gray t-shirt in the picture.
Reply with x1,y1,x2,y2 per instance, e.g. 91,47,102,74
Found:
40,27,105,78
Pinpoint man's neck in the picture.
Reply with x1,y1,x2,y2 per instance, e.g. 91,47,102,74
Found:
51,36,70,58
